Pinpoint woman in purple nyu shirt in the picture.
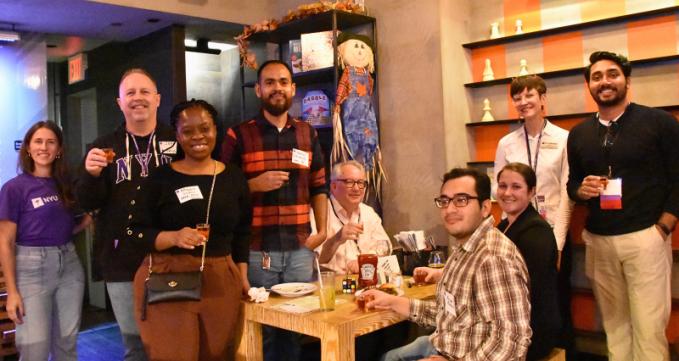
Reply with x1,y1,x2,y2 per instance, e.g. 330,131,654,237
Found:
0,121,91,360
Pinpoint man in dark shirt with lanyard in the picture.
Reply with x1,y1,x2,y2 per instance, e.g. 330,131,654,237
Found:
567,51,679,361
221,60,328,361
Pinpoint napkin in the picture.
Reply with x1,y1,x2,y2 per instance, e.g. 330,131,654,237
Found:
248,287,270,303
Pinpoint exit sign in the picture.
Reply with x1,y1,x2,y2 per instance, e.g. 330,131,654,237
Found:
68,53,88,84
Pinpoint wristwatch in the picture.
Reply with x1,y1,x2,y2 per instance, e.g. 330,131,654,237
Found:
656,223,672,236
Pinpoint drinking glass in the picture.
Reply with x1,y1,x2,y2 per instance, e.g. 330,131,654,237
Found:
428,250,446,269
355,293,374,312
599,175,609,191
319,271,336,311
375,239,392,257
413,268,427,286
388,272,403,291
196,223,210,241
102,148,115,163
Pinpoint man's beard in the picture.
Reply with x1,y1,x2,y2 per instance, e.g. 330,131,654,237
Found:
260,93,292,116
591,85,627,107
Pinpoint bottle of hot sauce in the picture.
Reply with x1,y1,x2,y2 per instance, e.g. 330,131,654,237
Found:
357,254,378,288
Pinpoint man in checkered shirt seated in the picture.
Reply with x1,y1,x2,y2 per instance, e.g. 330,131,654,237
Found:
364,168,532,361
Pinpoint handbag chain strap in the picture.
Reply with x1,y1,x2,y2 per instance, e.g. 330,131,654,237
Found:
148,160,218,276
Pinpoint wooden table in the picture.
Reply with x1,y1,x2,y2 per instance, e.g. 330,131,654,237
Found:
235,275,436,361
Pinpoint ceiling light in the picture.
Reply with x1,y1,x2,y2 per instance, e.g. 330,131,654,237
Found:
185,39,220,55
207,42,236,51
0,30,20,42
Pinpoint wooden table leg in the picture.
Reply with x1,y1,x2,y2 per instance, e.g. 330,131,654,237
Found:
321,323,355,361
236,317,262,361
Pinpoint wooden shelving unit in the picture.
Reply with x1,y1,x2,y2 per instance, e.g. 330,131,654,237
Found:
462,6,679,49
465,54,679,88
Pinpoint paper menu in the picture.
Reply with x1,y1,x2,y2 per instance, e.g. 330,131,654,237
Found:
378,255,400,274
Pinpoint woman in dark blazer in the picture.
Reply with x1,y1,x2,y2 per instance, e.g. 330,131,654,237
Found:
496,162,561,361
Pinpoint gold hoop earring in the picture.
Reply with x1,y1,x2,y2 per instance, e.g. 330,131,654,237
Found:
56,155,61,159
28,153,31,158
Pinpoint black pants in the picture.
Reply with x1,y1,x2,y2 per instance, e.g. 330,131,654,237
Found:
556,233,577,361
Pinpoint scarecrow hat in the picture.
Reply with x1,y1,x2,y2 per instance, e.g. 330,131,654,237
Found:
337,32,375,54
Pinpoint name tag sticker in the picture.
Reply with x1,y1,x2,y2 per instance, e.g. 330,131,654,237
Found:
175,186,204,204
600,178,622,210
159,141,177,155
291,148,310,168
444,291,456,317
541,141,558,149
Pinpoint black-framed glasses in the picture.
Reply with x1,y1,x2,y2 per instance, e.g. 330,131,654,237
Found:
434,194,479,208
603,121,619,147
336,179,368,189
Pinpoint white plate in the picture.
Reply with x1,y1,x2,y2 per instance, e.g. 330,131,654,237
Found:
270,283,317,297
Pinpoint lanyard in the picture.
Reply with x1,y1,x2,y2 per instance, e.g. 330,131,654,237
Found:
126,130,155,178
525,120,546,208
330,199,361,227
524,120,547,173
330,199,361,249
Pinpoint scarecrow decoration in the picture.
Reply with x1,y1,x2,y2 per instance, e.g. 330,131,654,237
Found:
332,32,385,195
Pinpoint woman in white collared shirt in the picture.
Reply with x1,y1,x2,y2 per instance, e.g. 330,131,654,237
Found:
492,74,575,358
493,75,573,258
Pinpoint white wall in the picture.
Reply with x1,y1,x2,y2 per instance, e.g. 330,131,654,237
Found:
0,33,48,186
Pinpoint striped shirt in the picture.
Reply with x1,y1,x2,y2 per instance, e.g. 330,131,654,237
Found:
409,216,532,361
220,111,328,251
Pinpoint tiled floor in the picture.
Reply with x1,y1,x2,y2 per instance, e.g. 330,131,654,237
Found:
7,305,617,361
77,305,124,361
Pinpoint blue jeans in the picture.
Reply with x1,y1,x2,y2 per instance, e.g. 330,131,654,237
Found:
15,243,84,361
248,247,314,361
381,335,441,361
107,282,148,361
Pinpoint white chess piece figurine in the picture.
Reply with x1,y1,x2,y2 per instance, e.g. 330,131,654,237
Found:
483,59,495,81
490,22,500,39
519,59,528,76
515,20,524,35
482,98,495,122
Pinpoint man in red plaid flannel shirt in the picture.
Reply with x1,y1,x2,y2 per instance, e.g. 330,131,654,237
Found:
221,60,328,361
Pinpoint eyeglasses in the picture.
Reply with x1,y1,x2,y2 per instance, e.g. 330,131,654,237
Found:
603,121,619,147
434,194,479,208
511,91,538,105
336,179,368,189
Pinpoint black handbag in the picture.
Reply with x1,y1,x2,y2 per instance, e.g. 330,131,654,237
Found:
141,160,217,321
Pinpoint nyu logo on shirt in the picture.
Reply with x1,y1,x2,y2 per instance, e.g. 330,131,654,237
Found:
31,195,59,209
115,153,173,184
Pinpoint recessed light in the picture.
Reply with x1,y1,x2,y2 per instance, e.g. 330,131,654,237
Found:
147,18,160,23
208,42,236,51
111,22,123,27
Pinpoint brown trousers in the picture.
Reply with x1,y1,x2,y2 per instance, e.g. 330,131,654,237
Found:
133,253,244,361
